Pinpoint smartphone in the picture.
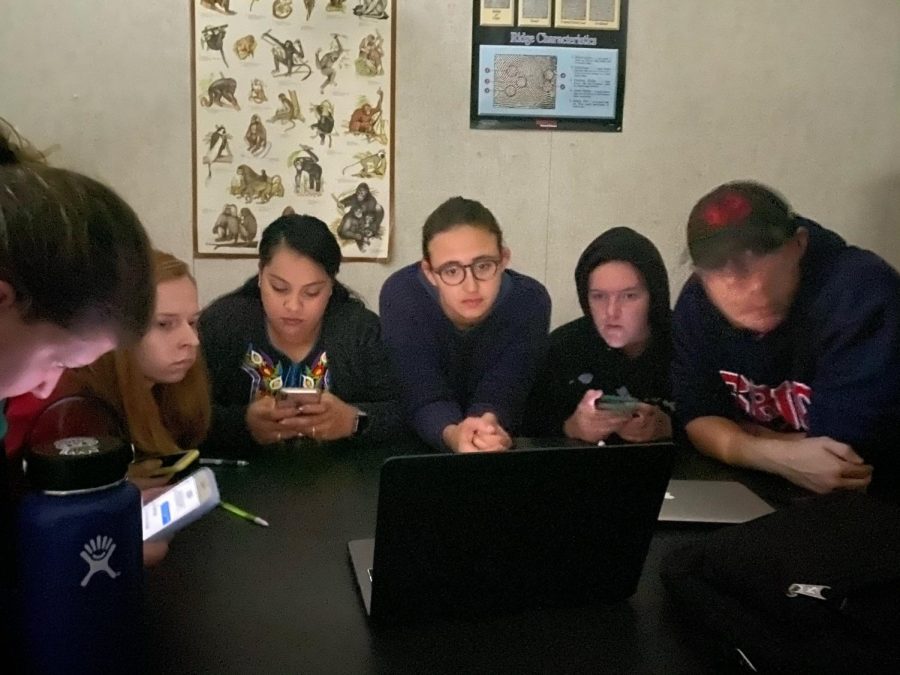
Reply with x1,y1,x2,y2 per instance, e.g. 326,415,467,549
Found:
595,394,641,415
146,449,200,478
142,467,220,542
276,387,322,408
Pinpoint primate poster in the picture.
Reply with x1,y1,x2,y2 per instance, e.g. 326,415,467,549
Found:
471,0,626,132
193,0,395,260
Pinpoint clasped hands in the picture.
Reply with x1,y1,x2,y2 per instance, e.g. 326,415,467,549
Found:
444,412,512,453
246,391,357,445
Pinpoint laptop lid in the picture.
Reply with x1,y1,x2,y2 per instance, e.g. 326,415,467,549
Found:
658,479,774,524
348,442,673,623
347,538,375,615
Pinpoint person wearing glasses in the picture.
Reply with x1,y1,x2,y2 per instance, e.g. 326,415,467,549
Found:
379,196,551,453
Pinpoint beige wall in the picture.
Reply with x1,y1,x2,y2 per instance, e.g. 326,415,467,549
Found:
2,1,898,327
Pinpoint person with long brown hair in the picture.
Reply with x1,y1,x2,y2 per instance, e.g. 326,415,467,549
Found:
5,250,211,484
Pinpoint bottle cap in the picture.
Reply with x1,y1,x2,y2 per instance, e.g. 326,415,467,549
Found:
23,436,133,491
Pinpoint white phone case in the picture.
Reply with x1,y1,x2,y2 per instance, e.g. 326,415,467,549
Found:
142,467,221,542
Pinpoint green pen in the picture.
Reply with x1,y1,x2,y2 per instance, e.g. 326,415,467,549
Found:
219,500,269,527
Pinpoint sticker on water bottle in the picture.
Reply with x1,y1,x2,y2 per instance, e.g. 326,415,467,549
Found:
80,535,121,587
54,437,101,455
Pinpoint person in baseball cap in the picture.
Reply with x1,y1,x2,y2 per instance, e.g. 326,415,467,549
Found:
672,180,900,499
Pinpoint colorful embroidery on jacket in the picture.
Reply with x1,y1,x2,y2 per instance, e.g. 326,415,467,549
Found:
241,345,330,399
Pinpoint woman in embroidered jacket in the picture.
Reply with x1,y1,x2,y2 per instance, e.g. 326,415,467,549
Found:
199,213,404,454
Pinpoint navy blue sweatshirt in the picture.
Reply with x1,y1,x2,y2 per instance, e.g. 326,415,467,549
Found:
672,218,900,493
379,264,551,450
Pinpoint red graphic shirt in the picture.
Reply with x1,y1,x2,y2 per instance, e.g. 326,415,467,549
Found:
719,371,812,431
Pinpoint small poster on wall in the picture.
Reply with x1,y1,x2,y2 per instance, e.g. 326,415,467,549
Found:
471,0,626,132
192,0,394,260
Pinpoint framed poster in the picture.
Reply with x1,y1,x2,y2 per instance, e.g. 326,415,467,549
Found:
192,0,394,260
470,0,626,132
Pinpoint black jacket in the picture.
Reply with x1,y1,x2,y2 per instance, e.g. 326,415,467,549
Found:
199,277,406,454
524,227,673,436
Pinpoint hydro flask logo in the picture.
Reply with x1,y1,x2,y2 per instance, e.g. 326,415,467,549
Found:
79,535,121,587
55,437,101,456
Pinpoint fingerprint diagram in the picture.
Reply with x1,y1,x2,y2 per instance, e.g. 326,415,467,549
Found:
493,54,557,109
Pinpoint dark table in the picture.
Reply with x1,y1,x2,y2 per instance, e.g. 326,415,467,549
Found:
145,441,801,674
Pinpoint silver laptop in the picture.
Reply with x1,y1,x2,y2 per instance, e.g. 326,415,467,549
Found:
349,443,674,623
658,479,774,524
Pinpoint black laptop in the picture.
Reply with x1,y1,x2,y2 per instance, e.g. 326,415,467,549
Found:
348,442,674,623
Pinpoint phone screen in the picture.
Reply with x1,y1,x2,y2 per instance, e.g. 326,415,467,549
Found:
143,472,206,541
595,395,640,414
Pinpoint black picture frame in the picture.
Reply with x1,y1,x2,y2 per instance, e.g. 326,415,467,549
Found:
470,0,628,132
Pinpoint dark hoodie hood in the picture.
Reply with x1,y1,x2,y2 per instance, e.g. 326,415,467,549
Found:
796,216,846,279
574,227,672,348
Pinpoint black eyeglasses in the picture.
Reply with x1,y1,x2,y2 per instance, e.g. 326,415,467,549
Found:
433,257,501,286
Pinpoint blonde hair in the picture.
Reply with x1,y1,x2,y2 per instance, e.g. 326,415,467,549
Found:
67,250,211,457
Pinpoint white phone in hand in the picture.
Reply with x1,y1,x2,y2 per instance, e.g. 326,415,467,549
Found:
142,467,220,542
276,386,322,408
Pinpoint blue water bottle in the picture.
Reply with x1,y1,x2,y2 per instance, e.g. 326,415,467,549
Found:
16,436,143,674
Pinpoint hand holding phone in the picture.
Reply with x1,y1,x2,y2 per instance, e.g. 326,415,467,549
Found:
564,390,632,444
142,467,220,542
246,395,310,445
594,394,641,415
276,387,322,410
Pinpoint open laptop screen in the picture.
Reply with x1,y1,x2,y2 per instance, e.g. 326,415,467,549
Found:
358,442,674,623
